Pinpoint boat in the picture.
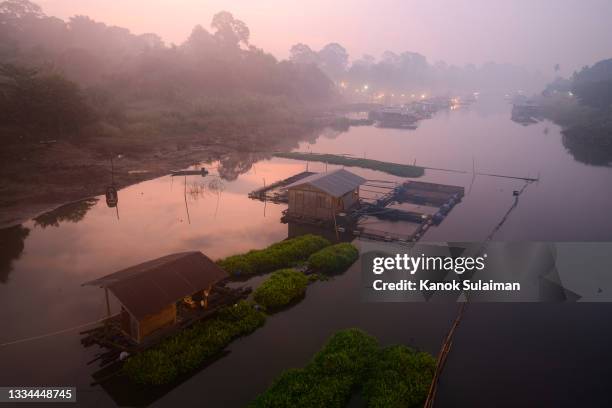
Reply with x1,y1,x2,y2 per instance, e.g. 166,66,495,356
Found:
170,168,209,177
369,106,420,129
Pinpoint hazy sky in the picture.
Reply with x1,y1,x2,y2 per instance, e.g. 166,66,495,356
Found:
39,0,612,75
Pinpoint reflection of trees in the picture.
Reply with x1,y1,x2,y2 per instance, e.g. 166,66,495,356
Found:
205,125,337,182
217,151,267,181
0,225,30,284
34,198,99,228
320,127,344,139
561,132,612,166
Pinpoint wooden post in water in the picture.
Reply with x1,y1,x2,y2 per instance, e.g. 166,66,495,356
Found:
104,288,111,334
105,288,111,317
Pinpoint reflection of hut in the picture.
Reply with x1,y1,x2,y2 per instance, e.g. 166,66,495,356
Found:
285,169,366,220
84,252,227,343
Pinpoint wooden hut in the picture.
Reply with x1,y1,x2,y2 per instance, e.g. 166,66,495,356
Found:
83,251,228,344
285,168,366,220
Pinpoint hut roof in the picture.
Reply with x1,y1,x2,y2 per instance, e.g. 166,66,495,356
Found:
83,252,228,319
284,168,366,198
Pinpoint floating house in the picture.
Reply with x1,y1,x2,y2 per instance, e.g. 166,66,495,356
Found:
284,168,366,220
84,251,228,344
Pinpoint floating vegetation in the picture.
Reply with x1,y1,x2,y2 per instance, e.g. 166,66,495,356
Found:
217,234,331,276
251,328,435,408
250,329,378,408
308,243,359,274
253,269,309,310
362,345,436,408
123,301,266,386
273,152,425,177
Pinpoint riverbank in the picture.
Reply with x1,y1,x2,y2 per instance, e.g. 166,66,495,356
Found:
0,114,333,228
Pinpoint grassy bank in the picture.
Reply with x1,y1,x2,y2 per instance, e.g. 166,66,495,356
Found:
217,234,331,276
273,152,425,177
123,301,265,386
251,329,435,407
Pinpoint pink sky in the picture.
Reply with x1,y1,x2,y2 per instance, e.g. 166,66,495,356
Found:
39,0,612,75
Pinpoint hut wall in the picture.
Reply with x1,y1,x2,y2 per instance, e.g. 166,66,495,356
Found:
138,303,177,341
339,188,359,210
288,185,334,220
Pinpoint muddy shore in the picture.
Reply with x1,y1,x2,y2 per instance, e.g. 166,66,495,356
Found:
0,140,243,228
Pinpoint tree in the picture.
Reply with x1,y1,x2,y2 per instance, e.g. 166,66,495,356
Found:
572,58,612,109
317,43,348,80
289,43,318,65
0,64,94,137
182,24,216,54
0,0,44,23
211,11,249,48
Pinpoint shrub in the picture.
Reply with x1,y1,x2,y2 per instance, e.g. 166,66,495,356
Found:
123,301,266,386
307,243,359,274
253,269,309,310
250,329,378,408
218,234,331,276
362,345,436,408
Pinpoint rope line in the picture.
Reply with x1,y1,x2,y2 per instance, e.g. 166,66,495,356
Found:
0,317,108,348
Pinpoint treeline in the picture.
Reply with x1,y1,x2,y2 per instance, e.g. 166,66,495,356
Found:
0,0,337,141
538,58,612,166
288,42,545,94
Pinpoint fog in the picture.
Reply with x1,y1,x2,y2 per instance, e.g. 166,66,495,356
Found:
39,0,612,76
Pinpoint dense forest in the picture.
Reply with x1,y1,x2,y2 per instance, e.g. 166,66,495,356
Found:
0,0,338,144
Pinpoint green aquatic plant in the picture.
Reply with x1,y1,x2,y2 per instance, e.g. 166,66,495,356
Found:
250,329,379,408
123,301,266,386
362,345,436,408
217,234,331,276
307,243,359,274
251,329,435,408
253,269,309,310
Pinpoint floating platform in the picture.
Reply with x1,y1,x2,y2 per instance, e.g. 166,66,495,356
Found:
248,171,315,202
249,171,465,243
81,284,250,367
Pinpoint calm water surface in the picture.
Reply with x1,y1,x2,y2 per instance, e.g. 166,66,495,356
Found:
1,96,611,407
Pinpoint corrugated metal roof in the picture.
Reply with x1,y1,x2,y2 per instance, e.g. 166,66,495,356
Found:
284,168,366,197
83,252,228,320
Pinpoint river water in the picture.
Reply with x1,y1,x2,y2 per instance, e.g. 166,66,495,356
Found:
1,95,611,407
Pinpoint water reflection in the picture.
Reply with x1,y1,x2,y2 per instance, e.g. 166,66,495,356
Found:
33,198,99,228
561,133,612,167
0,225,29,283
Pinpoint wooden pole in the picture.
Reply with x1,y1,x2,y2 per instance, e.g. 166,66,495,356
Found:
105,288,111,317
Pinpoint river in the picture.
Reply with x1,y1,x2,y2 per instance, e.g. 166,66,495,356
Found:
1,95,611,407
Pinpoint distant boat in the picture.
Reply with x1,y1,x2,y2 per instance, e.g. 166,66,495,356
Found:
170,168,209,177
369,107,420,129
